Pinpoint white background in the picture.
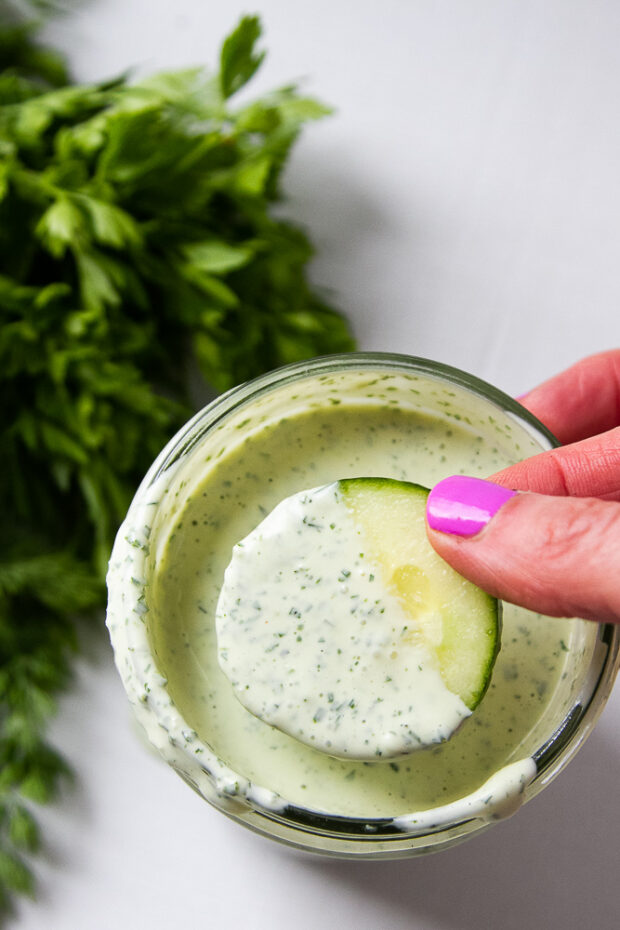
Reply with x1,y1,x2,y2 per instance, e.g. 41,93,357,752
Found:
15,1,620,927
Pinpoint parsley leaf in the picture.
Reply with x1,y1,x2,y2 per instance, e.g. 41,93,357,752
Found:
220,14,266,99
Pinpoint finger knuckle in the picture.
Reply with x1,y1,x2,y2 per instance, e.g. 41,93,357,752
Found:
539,498,620,566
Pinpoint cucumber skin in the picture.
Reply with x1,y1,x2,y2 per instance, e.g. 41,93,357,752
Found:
337,476,502,712
466,601,502,709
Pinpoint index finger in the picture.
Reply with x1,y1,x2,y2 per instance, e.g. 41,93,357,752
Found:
492,426,620,501
519,349,620,444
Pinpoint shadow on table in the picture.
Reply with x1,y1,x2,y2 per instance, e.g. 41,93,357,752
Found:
281,142,421,346
299,735,620,930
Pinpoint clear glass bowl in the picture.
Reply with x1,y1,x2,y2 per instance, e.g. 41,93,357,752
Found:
106,353,620,858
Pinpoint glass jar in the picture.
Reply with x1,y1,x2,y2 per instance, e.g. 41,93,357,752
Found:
106,353,620,857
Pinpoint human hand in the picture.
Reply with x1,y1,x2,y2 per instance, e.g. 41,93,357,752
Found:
425,350,620,623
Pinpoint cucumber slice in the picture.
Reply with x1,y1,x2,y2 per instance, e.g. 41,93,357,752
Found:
216,479,500,760
338,478,500,712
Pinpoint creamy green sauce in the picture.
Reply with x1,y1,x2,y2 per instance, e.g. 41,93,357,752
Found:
147,402,593,818
215,483,470,759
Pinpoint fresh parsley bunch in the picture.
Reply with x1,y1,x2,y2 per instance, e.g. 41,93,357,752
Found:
0,13,353,912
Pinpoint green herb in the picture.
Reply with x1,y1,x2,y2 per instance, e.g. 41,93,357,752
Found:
0,11,354,913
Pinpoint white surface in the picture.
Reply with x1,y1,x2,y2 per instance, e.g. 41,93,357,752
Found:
15,1,620,927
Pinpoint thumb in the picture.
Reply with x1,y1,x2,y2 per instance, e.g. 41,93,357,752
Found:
426,475,620,623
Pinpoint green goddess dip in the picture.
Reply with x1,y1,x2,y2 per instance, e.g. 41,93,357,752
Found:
132,369,596,821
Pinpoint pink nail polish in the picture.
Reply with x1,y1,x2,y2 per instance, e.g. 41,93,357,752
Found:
515,393,528,402
427,476,517,537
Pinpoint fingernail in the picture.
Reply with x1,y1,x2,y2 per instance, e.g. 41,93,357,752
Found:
427,476,517,537
515,393,528,402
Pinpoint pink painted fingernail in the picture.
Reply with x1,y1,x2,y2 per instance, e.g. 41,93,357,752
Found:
427,476,517,537
515,393,528,402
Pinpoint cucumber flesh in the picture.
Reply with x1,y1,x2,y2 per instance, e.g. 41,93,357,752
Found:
216,478,500,759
